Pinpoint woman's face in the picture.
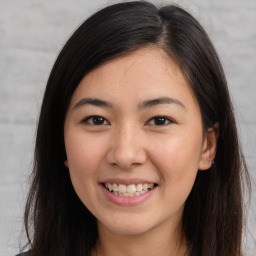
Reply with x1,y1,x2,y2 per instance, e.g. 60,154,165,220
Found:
64,47,215,236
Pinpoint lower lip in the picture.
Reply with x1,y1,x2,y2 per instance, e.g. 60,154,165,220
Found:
100,184,157,206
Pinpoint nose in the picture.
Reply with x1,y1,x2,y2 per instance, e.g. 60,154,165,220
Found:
106,124,147,169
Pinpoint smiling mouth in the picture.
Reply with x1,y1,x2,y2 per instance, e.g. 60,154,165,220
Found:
103,182,158,197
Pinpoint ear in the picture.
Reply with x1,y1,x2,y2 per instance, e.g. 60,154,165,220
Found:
198,123,219,170
64,160,69,168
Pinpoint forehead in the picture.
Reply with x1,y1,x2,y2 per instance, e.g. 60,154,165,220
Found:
69,47,198,109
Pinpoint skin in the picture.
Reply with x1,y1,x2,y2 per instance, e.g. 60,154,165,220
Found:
64,47,218,256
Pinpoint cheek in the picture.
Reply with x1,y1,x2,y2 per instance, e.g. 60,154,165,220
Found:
149,134,201,193
64,132,109,211
65,132,106,185
150,134,202,169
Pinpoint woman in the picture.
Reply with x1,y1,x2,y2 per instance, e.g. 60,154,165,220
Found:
18,1,250,255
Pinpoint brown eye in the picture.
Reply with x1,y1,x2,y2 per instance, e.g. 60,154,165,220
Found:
84,116,110,125
147,116,172,126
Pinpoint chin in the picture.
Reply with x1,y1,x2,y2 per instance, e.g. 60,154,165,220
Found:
98,217,154,236
109,225,150,236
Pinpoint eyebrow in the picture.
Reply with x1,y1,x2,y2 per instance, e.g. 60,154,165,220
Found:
138,96,186,110
73,96,185,110
73,98,113,109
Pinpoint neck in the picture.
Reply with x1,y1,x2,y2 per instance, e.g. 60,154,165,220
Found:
92,220,188,256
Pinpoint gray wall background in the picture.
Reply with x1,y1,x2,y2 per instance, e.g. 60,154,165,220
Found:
0,0,255,255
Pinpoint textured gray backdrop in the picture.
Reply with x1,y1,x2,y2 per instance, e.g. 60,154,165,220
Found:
0,0,255,255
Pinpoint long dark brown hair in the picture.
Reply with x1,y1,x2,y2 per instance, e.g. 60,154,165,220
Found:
20,1,250,255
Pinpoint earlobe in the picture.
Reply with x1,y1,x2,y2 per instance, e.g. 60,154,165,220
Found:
198,123,219,171
64,160,69,168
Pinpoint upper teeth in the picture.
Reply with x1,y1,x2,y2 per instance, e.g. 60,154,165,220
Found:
105,183,154,193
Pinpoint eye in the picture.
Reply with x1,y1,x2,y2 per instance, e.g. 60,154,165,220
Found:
147,116,173,126
83,115,110,125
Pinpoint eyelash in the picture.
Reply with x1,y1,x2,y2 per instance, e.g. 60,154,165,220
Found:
146,116,173,126
82,115,110,125
82,115,173,126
